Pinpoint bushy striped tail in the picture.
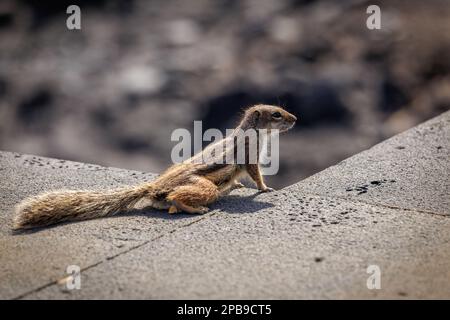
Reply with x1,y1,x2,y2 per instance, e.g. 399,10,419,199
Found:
13,183,154,230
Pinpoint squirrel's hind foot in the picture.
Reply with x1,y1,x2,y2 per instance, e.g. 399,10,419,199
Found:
168,205,179,214
170,200,209,214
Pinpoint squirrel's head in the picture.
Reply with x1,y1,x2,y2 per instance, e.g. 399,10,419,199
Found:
242,104,297,132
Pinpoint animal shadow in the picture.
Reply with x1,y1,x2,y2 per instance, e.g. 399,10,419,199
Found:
11,190,274,234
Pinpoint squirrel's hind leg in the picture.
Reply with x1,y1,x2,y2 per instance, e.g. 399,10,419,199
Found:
168,205,180,214
166,178,219,214
171,200,209,214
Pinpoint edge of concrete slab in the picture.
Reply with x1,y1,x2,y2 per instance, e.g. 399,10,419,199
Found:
1,110,449,299
288,110,450,216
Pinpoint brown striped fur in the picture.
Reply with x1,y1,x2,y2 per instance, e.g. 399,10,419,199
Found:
13,105,296,229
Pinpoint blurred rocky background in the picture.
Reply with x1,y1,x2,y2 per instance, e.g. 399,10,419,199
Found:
0,0,449,188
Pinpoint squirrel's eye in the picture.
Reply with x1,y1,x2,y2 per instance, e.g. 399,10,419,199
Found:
272,112,282,119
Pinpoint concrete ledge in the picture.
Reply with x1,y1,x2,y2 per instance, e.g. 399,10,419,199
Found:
288,111,450,216
1,111,449,299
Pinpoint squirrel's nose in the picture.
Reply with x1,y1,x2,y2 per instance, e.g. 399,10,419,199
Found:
291,115,297,122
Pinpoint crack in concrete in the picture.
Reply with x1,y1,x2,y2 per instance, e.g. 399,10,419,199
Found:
13,210,218,300
11,186,448,299
300,192,449,217
12,260,104,300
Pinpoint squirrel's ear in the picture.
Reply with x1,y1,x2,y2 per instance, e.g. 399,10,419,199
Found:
252,110,261,123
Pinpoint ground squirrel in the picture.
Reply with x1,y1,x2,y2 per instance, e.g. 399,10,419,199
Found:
13,104,297,230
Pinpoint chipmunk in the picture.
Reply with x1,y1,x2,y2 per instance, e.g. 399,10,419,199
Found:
13,105,296,230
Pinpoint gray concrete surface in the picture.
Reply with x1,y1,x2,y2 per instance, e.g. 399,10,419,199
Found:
288,111,450,215
1,111,450,299
0,153,212,299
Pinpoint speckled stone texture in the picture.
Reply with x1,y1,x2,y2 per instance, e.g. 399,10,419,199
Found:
287,110,450,215
1,111,449,299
